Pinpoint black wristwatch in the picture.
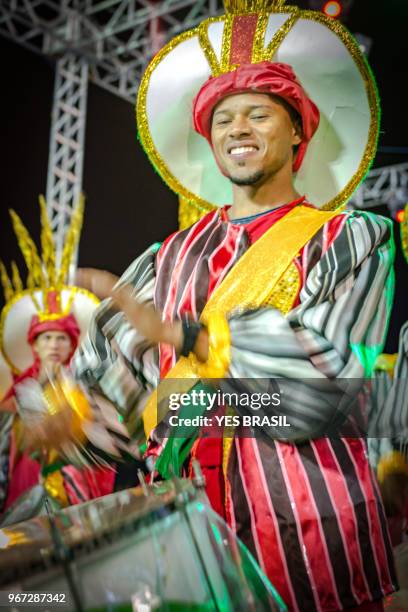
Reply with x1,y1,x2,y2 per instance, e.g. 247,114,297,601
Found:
180,317,204,357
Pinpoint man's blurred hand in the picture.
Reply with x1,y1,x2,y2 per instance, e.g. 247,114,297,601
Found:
22,405,74,453
76,268,119,300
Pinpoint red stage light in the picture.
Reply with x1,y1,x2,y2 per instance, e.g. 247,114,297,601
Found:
323,1,343,18
396,209,405,223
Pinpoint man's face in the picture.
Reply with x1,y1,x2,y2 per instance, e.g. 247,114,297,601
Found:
33,330,73,367
210,92,302,186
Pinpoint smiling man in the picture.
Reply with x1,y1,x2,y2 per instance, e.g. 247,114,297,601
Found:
211,92,302,190
46,3,400,611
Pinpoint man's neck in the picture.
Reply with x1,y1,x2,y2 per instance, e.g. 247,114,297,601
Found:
228,178,301,220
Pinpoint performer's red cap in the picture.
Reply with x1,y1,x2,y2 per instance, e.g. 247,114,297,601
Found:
27,291,80,353
27,314,80,348
192,62,320,172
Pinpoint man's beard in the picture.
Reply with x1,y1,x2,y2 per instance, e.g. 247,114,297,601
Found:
228,170,265,186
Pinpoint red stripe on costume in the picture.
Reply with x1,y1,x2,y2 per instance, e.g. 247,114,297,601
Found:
156,230,179,271
286,445,342,610
175,222,237,320
236,438,298,612
207,225,244,299
344,439,394,595
157,212,219,376
160,211,219,322
312,439,370,603
275,442,322,611
323,213,347,254
63,465,90,504
158,342,175,378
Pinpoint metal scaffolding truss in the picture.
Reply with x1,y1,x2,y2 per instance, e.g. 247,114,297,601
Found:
1,0,223,266
46,53,88,270
349,163,408,216
0,0,223,102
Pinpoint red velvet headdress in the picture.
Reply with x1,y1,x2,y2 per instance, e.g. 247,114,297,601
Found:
27,291,80,351
193,61,320,172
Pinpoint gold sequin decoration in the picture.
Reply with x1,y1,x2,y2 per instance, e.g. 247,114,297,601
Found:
198,18,223,77
264,10,300,60
400,203,408,264
179,196,216,230
194,312,231,379
136,7,379,213
220,13,238,74
299,8,380,211
264,261,300,315
224,0,285,14
136,27,217,212
251,12,269,63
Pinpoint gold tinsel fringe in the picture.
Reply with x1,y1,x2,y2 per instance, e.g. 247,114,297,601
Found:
223,0,285,14
11,261,23,294
9,209,45,288
0,260,13,302
178,196,216,230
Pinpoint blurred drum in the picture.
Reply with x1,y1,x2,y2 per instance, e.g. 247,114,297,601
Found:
0,479,286,611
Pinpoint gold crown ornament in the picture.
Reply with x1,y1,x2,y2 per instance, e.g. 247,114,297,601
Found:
0,196,99,382
137,0,379,228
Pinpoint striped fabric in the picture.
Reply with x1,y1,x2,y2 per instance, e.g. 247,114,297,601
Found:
73,245,160,443
73,202,397,610
0,413,12,513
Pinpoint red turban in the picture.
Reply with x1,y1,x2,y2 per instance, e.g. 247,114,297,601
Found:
26,290,81,358
27,313,80,350
192,62,320,172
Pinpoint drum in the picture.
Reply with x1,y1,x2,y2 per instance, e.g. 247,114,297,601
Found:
0,479,286,611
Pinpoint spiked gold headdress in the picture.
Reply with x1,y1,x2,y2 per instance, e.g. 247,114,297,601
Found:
0,197,99,377
137,0,379,227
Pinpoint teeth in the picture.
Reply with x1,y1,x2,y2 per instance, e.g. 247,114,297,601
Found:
230,146,257,155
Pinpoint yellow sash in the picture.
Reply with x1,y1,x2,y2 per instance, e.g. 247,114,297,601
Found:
143,204,339,436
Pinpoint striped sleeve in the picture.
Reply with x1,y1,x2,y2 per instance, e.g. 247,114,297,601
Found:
0,413,12,513
224,212,395,439
73,244,160,428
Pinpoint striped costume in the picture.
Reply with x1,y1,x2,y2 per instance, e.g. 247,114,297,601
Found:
74,199,397,611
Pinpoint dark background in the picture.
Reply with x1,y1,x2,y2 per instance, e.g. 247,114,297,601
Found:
1,0,407,351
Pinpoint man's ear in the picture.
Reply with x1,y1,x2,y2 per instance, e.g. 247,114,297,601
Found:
292,123,302,146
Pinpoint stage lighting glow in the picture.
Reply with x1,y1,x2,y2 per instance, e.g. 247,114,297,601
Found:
396,209,405,223
323,1,343,18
